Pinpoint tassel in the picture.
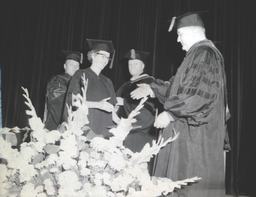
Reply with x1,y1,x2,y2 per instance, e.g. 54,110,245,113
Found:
131,49,136,59
109,49,115,69
80,53,83,64
168,16,176,32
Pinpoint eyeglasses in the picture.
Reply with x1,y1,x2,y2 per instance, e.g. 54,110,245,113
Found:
96,52,111,60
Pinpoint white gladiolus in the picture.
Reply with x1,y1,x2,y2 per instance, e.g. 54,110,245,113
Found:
0,85,201,197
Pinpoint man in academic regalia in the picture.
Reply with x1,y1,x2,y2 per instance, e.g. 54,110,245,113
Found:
44,50,83,130
116,49,159,175
131,12,230,197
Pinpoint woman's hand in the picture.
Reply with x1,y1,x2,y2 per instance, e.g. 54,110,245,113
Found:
97,97,114,112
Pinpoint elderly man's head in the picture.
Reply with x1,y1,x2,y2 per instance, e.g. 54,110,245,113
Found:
168,12,207,51
177,26,206,51
62,51,83,76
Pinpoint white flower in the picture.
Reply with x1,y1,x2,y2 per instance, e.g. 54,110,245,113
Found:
88,186,107,197
20,164,38,183
89,137,111,151
94,160,106,168
0,186,9,197
0,181,13,197
36,193,48,197
45,130,62,144
111,173,133,192
83,182,92,191
35,185,44,193
86,157,97,167
33,141,45,153
94,176,102,186
49,167,60,174
44,178,56,196
45,153,59,167
106,191,116,197
115,193,126,197
1,87,200,197
90,151,101,160
31,128,47,143
78,151,89,163
58,152,77,170
0,164,8,181
20,143,38,163
20,183,38,197
58,188,80,197
0,137,20,164
104,151,126,171
102,172,112,185
80,166,90,177
59,135,79,158
58,171,82,191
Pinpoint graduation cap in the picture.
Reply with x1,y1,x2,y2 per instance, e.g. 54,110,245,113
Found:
124,49,149,63
62,50,84,64
86,38,115,68
168,11,208,32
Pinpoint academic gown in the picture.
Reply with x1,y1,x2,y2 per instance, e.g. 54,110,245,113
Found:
44,73,71,130
62,68,117,138
116,74,158,175
150,40,230,197
116,74,158,152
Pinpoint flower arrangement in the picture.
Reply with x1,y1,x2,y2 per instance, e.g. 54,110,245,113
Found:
0,76,200,197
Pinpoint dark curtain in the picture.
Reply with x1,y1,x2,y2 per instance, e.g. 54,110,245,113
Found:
1,0,255,196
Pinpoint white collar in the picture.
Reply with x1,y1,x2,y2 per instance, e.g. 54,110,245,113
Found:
130,74,149,81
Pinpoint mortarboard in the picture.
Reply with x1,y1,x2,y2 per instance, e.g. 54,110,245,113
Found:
86,38,115,69
62,50,84,64
124,49,149,63
168,11,207,32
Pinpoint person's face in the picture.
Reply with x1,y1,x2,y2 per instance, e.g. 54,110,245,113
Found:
177,27,195,51
92,50,110,69
128,59,144,77
64,60,80,76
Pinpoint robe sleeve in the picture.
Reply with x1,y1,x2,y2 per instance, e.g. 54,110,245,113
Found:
106,78,117,105
150,78,173,104
62,71,83,121
46,76,66,102
164,47,222,125
116,83,126,97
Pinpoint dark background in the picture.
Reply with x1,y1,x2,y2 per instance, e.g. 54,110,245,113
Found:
1,0,255,196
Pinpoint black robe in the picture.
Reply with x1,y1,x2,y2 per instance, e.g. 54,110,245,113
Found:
62,68,117,138
44,73,71,130
116,74,158,175
151,40,230,197
116,74,158,152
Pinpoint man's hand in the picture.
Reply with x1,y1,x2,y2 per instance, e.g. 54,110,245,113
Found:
130,83,154,100
154,111,174,129
97,97,114,112
116,97,124,106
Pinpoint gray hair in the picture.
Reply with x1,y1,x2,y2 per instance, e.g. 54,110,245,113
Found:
87,50,97,63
